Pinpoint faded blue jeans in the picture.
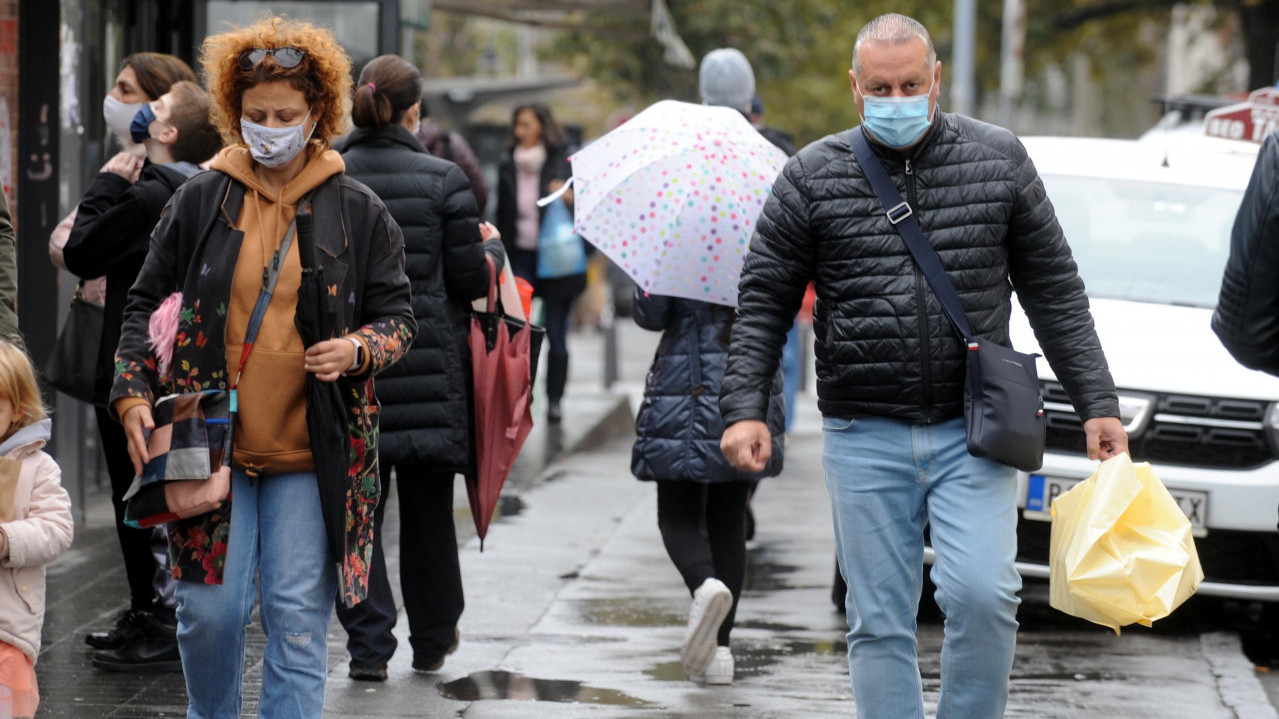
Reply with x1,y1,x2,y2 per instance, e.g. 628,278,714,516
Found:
175,469,337,719
822,415,1020,719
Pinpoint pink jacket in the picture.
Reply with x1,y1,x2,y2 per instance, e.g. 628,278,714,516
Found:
0,420,73,663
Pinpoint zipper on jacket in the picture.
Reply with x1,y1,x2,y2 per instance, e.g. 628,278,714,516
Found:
904,159,933,421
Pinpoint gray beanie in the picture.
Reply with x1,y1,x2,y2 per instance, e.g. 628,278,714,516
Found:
699,48,755,112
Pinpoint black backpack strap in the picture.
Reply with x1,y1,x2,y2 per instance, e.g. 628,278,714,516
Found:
848,129,975,341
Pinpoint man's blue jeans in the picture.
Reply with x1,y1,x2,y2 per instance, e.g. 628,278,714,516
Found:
780,322,801,432
822,415,1020,719
175,470,337,719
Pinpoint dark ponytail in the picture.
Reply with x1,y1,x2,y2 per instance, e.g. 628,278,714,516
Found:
351,54,422,129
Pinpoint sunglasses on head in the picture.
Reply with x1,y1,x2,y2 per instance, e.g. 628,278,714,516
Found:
238,47,306,70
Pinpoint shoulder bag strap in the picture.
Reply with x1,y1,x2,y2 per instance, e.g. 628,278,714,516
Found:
231,196,313,389
848,129,975,342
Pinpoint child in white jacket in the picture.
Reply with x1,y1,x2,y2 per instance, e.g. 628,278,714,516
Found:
0,340,73,718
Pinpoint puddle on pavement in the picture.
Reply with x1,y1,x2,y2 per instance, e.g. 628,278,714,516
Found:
743,553,803,592
438,671,653,707
573,597,684,627
646,638,847,681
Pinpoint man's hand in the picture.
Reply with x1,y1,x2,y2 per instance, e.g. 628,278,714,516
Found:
122,404,155,476
1084,416,1128,461
305,338,358,382
721,420,771,472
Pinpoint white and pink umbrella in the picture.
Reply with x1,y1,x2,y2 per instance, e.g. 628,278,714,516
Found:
554,100,788,307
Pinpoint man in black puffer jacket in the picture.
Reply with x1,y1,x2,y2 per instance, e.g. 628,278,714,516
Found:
1214,131,1279,374
1213,131,1279,532
719,14,1126,719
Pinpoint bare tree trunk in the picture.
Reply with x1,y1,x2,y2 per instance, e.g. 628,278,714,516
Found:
1241,0,1279,89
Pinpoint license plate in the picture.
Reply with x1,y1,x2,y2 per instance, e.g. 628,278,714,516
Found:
1024,474,1209,536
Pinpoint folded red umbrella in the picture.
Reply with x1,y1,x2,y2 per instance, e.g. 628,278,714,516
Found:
467,256,540,549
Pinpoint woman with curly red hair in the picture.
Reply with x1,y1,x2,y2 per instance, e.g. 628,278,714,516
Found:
111,18,415,717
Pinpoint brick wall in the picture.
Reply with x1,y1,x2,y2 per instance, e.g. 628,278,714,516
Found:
0,0,17,207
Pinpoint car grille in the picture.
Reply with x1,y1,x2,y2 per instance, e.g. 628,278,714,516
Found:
1041,381,1276,469
1017,518,1279,587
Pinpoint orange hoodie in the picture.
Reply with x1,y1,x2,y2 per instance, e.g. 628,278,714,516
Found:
210,146,345,473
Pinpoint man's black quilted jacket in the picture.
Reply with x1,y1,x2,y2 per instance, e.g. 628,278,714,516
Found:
720,111,1119,426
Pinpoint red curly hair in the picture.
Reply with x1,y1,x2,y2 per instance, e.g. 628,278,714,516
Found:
201,16,352,151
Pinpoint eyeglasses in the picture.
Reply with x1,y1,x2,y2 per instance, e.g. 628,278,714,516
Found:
237,47,306,70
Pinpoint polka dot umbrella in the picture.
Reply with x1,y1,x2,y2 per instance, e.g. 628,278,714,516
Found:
555,100,788,307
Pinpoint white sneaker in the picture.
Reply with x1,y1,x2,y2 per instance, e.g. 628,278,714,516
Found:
695,646,734,685
681,578,732,677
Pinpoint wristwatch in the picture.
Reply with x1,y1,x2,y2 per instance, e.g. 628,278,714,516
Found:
346,336,365,374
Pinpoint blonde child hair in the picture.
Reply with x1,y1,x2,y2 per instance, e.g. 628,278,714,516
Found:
0,341,46,437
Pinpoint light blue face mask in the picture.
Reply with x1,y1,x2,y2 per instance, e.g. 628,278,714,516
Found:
857,78,935,149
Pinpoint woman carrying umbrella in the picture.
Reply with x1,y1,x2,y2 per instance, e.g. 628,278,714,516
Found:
110,18,414,718
495,103,582,423
336,54,504,681
630,48,786,687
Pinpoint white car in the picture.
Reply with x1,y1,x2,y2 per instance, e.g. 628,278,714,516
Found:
1001,132,1277,601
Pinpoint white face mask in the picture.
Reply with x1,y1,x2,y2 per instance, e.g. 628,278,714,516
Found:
103,95,144,148
240,108,315,168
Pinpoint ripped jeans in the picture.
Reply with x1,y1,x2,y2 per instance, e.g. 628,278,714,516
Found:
175,469,337,719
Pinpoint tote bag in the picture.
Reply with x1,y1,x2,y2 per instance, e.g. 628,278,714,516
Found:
46,288,104,404
536,197,587,279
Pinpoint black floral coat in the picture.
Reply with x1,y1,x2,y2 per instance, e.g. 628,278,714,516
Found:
111,169,415,607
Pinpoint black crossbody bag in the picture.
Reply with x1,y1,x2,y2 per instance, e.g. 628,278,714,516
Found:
849,129,1046,471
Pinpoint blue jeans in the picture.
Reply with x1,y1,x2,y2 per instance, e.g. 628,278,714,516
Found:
822,415,1020,719
175,470,337,719
780,322,801,431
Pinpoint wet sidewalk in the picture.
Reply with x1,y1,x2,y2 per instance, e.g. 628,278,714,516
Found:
32,322,653,718
31,320,1279,717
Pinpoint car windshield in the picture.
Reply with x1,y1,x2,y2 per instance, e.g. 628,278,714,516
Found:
1041,175,1244,308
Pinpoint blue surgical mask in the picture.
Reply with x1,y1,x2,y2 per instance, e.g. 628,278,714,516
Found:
239,108,314,168
129,103,158,144
857,79,935,149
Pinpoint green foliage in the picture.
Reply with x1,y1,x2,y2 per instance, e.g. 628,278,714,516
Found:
545,0,1262,144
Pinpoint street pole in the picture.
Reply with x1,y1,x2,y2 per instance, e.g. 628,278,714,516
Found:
999,0,1026,129
952,0,977,117
601,297,618,390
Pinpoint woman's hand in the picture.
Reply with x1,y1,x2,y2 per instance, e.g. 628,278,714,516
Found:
305,338,357,382
479,221,501,242
547,179,574,207
102,151,143,183
122,404,155,476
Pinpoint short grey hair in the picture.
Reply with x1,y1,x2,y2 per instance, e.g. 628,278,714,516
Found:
851,13,937,77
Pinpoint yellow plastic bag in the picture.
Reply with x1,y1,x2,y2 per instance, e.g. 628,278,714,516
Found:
1049,453,1203,633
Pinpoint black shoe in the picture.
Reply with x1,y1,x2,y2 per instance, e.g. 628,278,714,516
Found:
349,663,388,682
92,615,182,673
547,402,562,424
85,609,149,650
412,628,461,673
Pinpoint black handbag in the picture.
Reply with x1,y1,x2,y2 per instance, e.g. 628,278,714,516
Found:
46,286,104,404
849,129,1046,471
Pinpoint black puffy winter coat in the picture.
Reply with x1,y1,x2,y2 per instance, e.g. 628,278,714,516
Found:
632,292,785,483
64,162,192,405
342,124,501,472
1213,131,1279,374
721,112,1118,426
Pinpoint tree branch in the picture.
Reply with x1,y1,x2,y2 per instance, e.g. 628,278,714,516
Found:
1051,0,1214,30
